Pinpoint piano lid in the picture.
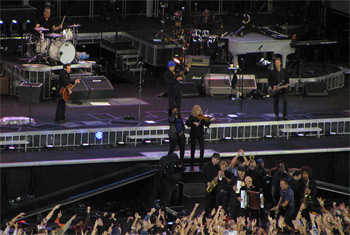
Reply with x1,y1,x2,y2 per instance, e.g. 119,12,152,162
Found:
227,32,289,43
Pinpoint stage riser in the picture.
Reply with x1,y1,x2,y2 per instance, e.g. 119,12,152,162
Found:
0,118,349,151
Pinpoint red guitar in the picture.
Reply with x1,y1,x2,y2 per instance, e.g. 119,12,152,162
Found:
60,77,81,101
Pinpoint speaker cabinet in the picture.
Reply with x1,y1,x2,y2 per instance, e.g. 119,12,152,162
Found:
179,82,199,97
184,55,210,67
204,74,232,96
234,74,257,95
304,82,328,97
69,77,90,101
83,76,114,99
19,82,42,103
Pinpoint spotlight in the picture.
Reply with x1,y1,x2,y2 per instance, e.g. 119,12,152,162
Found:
8,146,16,150
0,20,7,37
10,19,20,36
145,140,152,144
173,57,181,64
95,131,103,140
82,143,89,146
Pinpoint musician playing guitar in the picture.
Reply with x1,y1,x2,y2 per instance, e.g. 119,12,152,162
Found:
55,64,80,123
164,60,190,110
268,57,289,120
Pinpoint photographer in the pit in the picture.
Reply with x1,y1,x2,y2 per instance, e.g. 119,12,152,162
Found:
159,153,185,207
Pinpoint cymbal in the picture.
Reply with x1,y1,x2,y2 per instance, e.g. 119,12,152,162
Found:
34,27,49,32
67,24,81,28
45,33,62,38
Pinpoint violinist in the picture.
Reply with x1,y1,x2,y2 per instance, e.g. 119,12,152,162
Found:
185,105,215,169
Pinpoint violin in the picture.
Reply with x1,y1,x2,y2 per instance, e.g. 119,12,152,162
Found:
196,114,217,123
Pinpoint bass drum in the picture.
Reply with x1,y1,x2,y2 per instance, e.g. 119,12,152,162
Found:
49,41,76,64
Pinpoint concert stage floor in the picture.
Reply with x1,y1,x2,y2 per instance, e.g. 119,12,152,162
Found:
1,73,349,158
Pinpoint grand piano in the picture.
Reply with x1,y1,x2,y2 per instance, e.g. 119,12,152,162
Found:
225,32,295,68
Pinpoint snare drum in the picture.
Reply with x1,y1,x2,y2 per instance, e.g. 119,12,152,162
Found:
61,28,75,41
49,41,76,64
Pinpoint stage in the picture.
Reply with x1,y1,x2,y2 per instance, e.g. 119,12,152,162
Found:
0,2,349,221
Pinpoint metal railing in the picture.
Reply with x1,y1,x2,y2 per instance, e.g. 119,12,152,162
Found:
0,117,349,151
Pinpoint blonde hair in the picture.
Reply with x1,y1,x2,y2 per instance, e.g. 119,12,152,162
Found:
191,105,202,117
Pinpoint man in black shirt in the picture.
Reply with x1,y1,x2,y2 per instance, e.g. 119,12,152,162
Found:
216,160,234,212
164,60,182,110
55,64,79,123
268,58,289,120
201,153,220,216
35,7,62,33
194,9,218,34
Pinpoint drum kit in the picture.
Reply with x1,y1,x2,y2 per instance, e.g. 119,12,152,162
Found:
27,24,81,64
188,28,218,59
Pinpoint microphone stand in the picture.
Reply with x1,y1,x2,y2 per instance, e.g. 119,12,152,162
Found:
236,58,245,116
138,61,144,120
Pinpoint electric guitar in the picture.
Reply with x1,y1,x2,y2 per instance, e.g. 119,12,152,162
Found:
267,82,289,97
60,77,81,101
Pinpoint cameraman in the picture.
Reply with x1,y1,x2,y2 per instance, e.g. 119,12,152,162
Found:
159,153,185,207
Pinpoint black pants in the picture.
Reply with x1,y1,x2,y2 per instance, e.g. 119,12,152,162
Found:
168,135,186,162
168,92,182,110
55,98,66,121
190,133,205,167
274,92,288,118
216,190,230,213
162,181,179,207
228,193,240,220
204,187,217,217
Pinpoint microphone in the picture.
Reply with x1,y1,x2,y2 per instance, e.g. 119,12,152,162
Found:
258,45,263,49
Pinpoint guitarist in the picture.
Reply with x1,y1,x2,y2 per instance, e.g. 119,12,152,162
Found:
268,57,289,120
164,60,190,110
55,64,80,123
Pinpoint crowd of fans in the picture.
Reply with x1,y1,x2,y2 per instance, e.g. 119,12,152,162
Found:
1,149,349,235
1,199,349,235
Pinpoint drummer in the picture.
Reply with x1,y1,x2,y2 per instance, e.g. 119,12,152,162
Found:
194,9,218,34
35,7,63,33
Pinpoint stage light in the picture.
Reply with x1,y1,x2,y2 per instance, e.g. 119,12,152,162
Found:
8,146,16,150
145,140,152,144
173,57,181,64
82,143,89,146
164,139,169,143
95,131,103,140
22,20,31,33
117,141,125,145
0,20,7,37
145,120,156,124
10,19,20,36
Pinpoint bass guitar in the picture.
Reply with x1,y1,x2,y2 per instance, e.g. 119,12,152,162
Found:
60,77,81,101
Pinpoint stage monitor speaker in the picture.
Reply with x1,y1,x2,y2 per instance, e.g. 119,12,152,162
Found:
19,82,42,103
184,66,209,95
184,55,210,67
69,77,90,101
83,76,114,99
304,82,328,97
235,74,257,94
179,82,199,97
204,74,232,96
